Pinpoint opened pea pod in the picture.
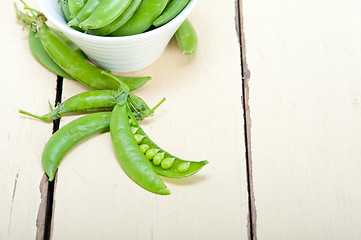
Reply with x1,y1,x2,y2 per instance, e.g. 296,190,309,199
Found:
127,106,208,178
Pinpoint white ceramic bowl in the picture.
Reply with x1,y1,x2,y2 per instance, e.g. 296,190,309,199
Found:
37,0,198,72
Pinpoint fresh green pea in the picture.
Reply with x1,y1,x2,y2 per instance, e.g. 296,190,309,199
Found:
152,152,165,165
79,0,132,30
36,18,150,90
42,112,111,181
153,0,190,27
177,161,190,172
174,19,197,55
134,134,145,144
111,0,169,36
67,0,103,27
87,0,142,36
110,104,170,195
139,144,150,154
161,158,175,169
145,148,159,160
131,127,139,134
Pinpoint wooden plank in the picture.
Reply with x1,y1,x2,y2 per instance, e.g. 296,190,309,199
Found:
50,0,249,239
242,0,361,239
0,0,58,239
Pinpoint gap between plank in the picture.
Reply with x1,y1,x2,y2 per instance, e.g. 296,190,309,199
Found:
235,0,257,239
36,75,63,240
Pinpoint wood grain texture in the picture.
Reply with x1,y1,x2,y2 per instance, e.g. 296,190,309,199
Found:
242,0,361,239
50,0,249,239
0,0,57,239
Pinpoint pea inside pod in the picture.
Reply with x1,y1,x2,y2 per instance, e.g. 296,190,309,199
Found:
127,106,208,179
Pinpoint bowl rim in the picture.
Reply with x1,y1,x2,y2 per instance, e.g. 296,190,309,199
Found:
37,0,198,42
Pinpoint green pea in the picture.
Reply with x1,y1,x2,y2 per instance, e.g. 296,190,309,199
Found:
177,162,190,172
139,144,150,154
145,148,159,160
134,134,145,144
161,158,175,169
131,127,139,134
153,152,165,165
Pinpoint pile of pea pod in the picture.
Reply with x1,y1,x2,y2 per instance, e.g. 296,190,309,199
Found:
61,0,198,54
15,2,207,195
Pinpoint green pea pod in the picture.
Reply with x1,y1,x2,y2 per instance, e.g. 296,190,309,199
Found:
174,19,197,55
28,26,73,79
19,90,157,122
128,108,209,178
87,0,142,36
36,18,150,90
59,0,72,22
153,0,190,27
68,0,88,17
110,104,170,195
79,0,132,30
42,112,111,181
51,28,86,57
67,0,103,27
111,0,169,36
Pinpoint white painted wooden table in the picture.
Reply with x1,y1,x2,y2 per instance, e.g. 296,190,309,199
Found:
1,0,361,239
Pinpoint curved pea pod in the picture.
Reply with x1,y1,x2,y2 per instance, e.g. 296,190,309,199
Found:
174,18,197,55
28,26,73,79
111,0,169,36
42,112,111,181
129,111,208,178
79,0,132,30
28,25,86,80
87,0,142,36
37,18,151,91
110,104,170,195
153,0,190,27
